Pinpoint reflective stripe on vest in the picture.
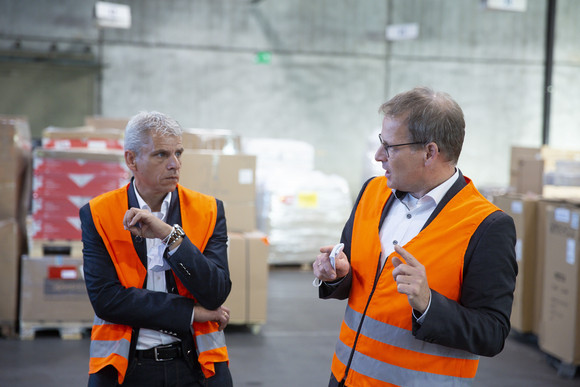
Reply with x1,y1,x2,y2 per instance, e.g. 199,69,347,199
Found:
90,316,131,359
332,176,498,386
196,330,227,353
88,183,228,383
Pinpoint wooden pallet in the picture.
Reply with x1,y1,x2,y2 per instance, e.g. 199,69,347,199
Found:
20,321,92,340
0,323,18,339
545,353,579,379
29,239,84,258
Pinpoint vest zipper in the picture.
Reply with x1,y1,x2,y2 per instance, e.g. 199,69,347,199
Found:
341,252,384,385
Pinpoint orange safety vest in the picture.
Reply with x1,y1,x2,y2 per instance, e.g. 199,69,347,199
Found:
332,176,500,386
87,184,228,384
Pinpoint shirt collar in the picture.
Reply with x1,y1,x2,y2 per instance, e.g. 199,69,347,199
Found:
133,184,172,221
394,168,459,207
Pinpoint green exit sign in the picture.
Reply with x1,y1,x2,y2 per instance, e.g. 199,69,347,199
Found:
255,51,272,64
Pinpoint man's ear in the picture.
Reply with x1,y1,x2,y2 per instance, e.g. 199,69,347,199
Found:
424,142,439,163
125,150,137,172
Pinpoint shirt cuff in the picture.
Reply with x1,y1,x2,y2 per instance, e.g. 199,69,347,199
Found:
413,289,432,324
167,243,180,256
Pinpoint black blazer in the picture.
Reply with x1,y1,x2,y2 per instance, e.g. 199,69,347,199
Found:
320,170,517,357
80,180,231,366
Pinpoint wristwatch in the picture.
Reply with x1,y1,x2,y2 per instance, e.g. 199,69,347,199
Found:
165,224,186,248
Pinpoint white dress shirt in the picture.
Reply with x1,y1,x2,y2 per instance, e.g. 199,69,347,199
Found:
133,187,183,350
379,169,459,322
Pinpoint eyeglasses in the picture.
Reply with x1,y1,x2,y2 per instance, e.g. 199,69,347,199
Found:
378,134,424,158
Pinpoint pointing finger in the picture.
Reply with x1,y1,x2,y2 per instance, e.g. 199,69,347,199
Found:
394,244,421,267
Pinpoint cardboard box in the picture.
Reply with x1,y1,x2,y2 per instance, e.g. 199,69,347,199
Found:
538,202,580,364
493,194,538,333
19,255,94,323
224,202,256,233
42,125,124,150
225,233,247,323
0,219,21,331
182,128,241,152
84,116,129,130
179,151,256,203
224,232,269,325
246,232,269,324
509,147,544,195
0,116,32,222
31,149,129,241
30,215,83,241
179,151,257,232
32,196,94,218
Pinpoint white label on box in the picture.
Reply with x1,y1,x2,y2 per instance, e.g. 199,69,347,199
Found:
515,239,522,262
566,238,576,265
60,269,78,280
554,208,571,223
511,200,523,214
238,169,254,185
53,139,71,149
571,212,579,230
87,140,108,151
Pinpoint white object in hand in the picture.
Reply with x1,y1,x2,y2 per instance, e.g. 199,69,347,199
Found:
328,243,344,270
313,243,344,287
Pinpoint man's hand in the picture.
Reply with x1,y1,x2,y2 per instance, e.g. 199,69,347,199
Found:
313,245,350,282
123,207,173,240
391,244,430,313
194,305,230,331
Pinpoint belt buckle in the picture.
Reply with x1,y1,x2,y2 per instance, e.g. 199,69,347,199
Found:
154,344,174,362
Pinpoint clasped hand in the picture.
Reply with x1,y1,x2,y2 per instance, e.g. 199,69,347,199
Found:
194,305,230,331
123,207,173,240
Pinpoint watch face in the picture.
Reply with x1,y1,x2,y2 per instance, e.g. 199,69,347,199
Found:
174,224,185,237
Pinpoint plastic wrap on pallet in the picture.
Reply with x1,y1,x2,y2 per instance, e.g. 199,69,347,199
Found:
242,137,316,233
242,137,315,175
544,160,580,187
261,169,352,265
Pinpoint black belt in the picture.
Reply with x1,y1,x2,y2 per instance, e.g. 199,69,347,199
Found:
136,342,182,361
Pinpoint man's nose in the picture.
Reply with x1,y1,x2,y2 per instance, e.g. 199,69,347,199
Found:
168,154,181,169
375,146,387,162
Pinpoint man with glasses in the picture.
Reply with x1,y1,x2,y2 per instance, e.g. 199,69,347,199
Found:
313,87,517,386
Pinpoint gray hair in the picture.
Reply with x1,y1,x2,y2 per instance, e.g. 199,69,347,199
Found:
379,87,465,164
124,111,183,154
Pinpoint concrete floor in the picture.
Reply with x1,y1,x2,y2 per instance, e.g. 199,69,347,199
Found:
0,267,579,386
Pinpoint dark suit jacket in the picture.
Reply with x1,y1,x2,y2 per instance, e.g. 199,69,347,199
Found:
80,180,231,369
320,170,517,357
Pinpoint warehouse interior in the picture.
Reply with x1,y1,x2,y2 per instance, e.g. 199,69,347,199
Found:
1,0,580,386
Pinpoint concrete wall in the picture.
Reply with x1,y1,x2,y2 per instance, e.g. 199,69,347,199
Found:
1,0,579,197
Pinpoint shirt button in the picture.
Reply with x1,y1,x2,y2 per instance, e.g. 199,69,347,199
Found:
393,240,398,245
406,213,412,219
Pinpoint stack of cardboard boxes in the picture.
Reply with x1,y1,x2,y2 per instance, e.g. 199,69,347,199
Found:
0,116,32,337
493,145,580,377
179,129,269,329
21,125,129,339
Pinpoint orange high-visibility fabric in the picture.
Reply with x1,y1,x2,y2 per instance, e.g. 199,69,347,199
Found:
88,184,228,383
332,176,500,386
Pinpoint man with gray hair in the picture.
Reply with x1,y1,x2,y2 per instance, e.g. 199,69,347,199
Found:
81,111,233,386
313,87,517,386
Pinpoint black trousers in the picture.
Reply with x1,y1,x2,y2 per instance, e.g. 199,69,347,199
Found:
88,361,232,387
328,372,343,387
